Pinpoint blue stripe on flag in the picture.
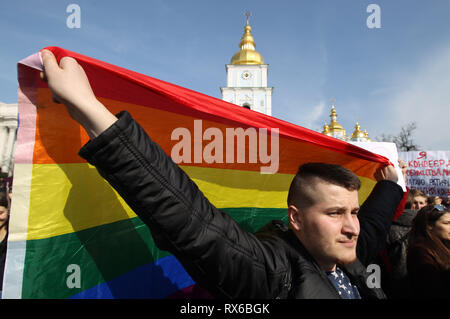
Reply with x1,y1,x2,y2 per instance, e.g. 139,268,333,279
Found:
69,255,194,299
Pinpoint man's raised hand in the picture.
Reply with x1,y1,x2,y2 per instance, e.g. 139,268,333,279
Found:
40,49,117,139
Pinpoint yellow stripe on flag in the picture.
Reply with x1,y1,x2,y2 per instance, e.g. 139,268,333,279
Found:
181,166,292,209
27,163,136,240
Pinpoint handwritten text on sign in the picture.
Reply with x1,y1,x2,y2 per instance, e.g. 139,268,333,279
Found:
399,151,450,198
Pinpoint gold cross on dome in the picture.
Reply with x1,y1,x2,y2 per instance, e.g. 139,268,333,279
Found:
245,11,251,24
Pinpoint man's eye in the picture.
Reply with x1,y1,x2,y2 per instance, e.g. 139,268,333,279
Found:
328,212,339,216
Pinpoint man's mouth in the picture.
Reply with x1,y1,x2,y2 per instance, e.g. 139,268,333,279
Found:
338,239,356,248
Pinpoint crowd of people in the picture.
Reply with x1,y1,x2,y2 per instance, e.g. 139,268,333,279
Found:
379,181,450,299
1,166,448,299
0,50,449,299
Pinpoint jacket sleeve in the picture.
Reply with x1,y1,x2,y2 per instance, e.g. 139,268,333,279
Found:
356,180,404,265
78,111,287,299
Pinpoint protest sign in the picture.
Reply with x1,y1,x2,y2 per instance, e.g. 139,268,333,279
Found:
399,151,450,198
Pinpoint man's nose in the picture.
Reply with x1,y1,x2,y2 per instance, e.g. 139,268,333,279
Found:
342,213,359,237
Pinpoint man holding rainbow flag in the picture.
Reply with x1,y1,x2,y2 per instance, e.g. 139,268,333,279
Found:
31,48,403,299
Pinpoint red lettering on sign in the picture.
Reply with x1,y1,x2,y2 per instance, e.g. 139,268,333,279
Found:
417,151,427,160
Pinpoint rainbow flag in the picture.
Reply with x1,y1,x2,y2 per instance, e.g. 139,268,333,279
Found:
3,47,389,299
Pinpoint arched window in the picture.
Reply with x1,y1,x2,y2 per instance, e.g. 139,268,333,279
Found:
242,103,251,109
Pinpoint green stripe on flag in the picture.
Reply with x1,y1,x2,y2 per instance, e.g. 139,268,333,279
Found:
22,207,286,298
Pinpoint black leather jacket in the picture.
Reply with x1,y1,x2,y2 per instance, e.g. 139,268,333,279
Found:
79,111,403,299
387,210,417,279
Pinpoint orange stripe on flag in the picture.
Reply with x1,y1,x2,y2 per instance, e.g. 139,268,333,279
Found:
34,89,379,179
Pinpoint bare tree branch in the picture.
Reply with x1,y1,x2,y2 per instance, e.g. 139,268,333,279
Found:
375,122,419,151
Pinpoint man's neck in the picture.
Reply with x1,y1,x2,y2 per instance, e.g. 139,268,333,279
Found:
319,261,337,272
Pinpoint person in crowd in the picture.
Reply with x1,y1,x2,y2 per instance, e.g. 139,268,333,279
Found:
428,196,443,206
0,190,10,299
382,206,417,298
407,204,450,298
410,189,428,211
377,159,413,298
444,198,450,209
39,49,404,299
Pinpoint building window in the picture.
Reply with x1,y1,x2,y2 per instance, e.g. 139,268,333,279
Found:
242,103,251,109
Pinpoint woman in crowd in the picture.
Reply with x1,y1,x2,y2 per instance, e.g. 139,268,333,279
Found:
407,204,450,298
0,190,10,298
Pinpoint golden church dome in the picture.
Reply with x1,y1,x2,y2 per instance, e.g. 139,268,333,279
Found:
329,106,346,135
351,122,366,139
322,123,332,136
320,99,371,142
230,16,264,65
363,129,371,141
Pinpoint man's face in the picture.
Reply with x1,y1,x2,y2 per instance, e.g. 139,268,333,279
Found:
289,178,360,272
412,195,427,211
433,197,443,205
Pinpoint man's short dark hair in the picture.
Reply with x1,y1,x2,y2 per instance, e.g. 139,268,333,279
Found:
287,163,361,210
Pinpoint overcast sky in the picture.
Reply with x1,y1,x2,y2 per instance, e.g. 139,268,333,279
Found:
1,0,449,150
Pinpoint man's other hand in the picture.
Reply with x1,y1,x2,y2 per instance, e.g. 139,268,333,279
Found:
374,164,398,183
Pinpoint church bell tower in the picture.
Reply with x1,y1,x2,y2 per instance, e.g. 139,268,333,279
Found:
221,13,273,116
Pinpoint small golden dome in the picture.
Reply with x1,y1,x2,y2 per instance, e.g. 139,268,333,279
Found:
351,122,366,139
364,129,371,141
230,16,264,65
322,123,332,136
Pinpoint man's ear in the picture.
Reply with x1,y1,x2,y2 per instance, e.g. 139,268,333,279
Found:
288,205,302,231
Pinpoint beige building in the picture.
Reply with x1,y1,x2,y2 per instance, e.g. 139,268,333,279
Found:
0,102,18,177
